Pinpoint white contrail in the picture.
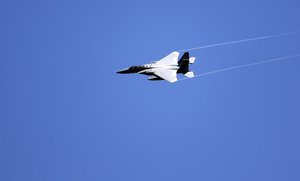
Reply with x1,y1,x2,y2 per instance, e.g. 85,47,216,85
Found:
178,53,300,82
178,32,297,52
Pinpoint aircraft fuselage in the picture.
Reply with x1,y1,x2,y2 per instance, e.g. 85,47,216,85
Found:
117,52,195,83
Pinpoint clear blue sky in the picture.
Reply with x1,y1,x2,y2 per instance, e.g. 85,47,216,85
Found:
1,0,300,180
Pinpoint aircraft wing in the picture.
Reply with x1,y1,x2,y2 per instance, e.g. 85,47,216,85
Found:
153,68,178,83
156,51,179,65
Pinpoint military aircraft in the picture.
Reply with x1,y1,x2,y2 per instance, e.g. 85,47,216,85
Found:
117,51,195,83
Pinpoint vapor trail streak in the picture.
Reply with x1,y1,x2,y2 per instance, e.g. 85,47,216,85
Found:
178,32,297,52
178,54,300,81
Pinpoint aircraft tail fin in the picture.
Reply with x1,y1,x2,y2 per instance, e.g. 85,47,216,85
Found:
177,52,190,74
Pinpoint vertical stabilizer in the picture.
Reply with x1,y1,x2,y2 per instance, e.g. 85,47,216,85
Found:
177,52,190,74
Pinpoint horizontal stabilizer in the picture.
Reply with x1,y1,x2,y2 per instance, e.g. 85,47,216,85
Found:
184,71,194,78
189,57,196,64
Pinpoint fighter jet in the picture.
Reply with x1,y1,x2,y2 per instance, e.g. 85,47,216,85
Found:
117,51,195,83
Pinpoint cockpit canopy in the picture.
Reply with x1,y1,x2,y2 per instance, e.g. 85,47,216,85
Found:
129,66,145,70
129,66,138,70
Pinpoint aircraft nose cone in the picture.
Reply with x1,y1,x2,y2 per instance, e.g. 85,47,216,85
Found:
117,68,129,74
